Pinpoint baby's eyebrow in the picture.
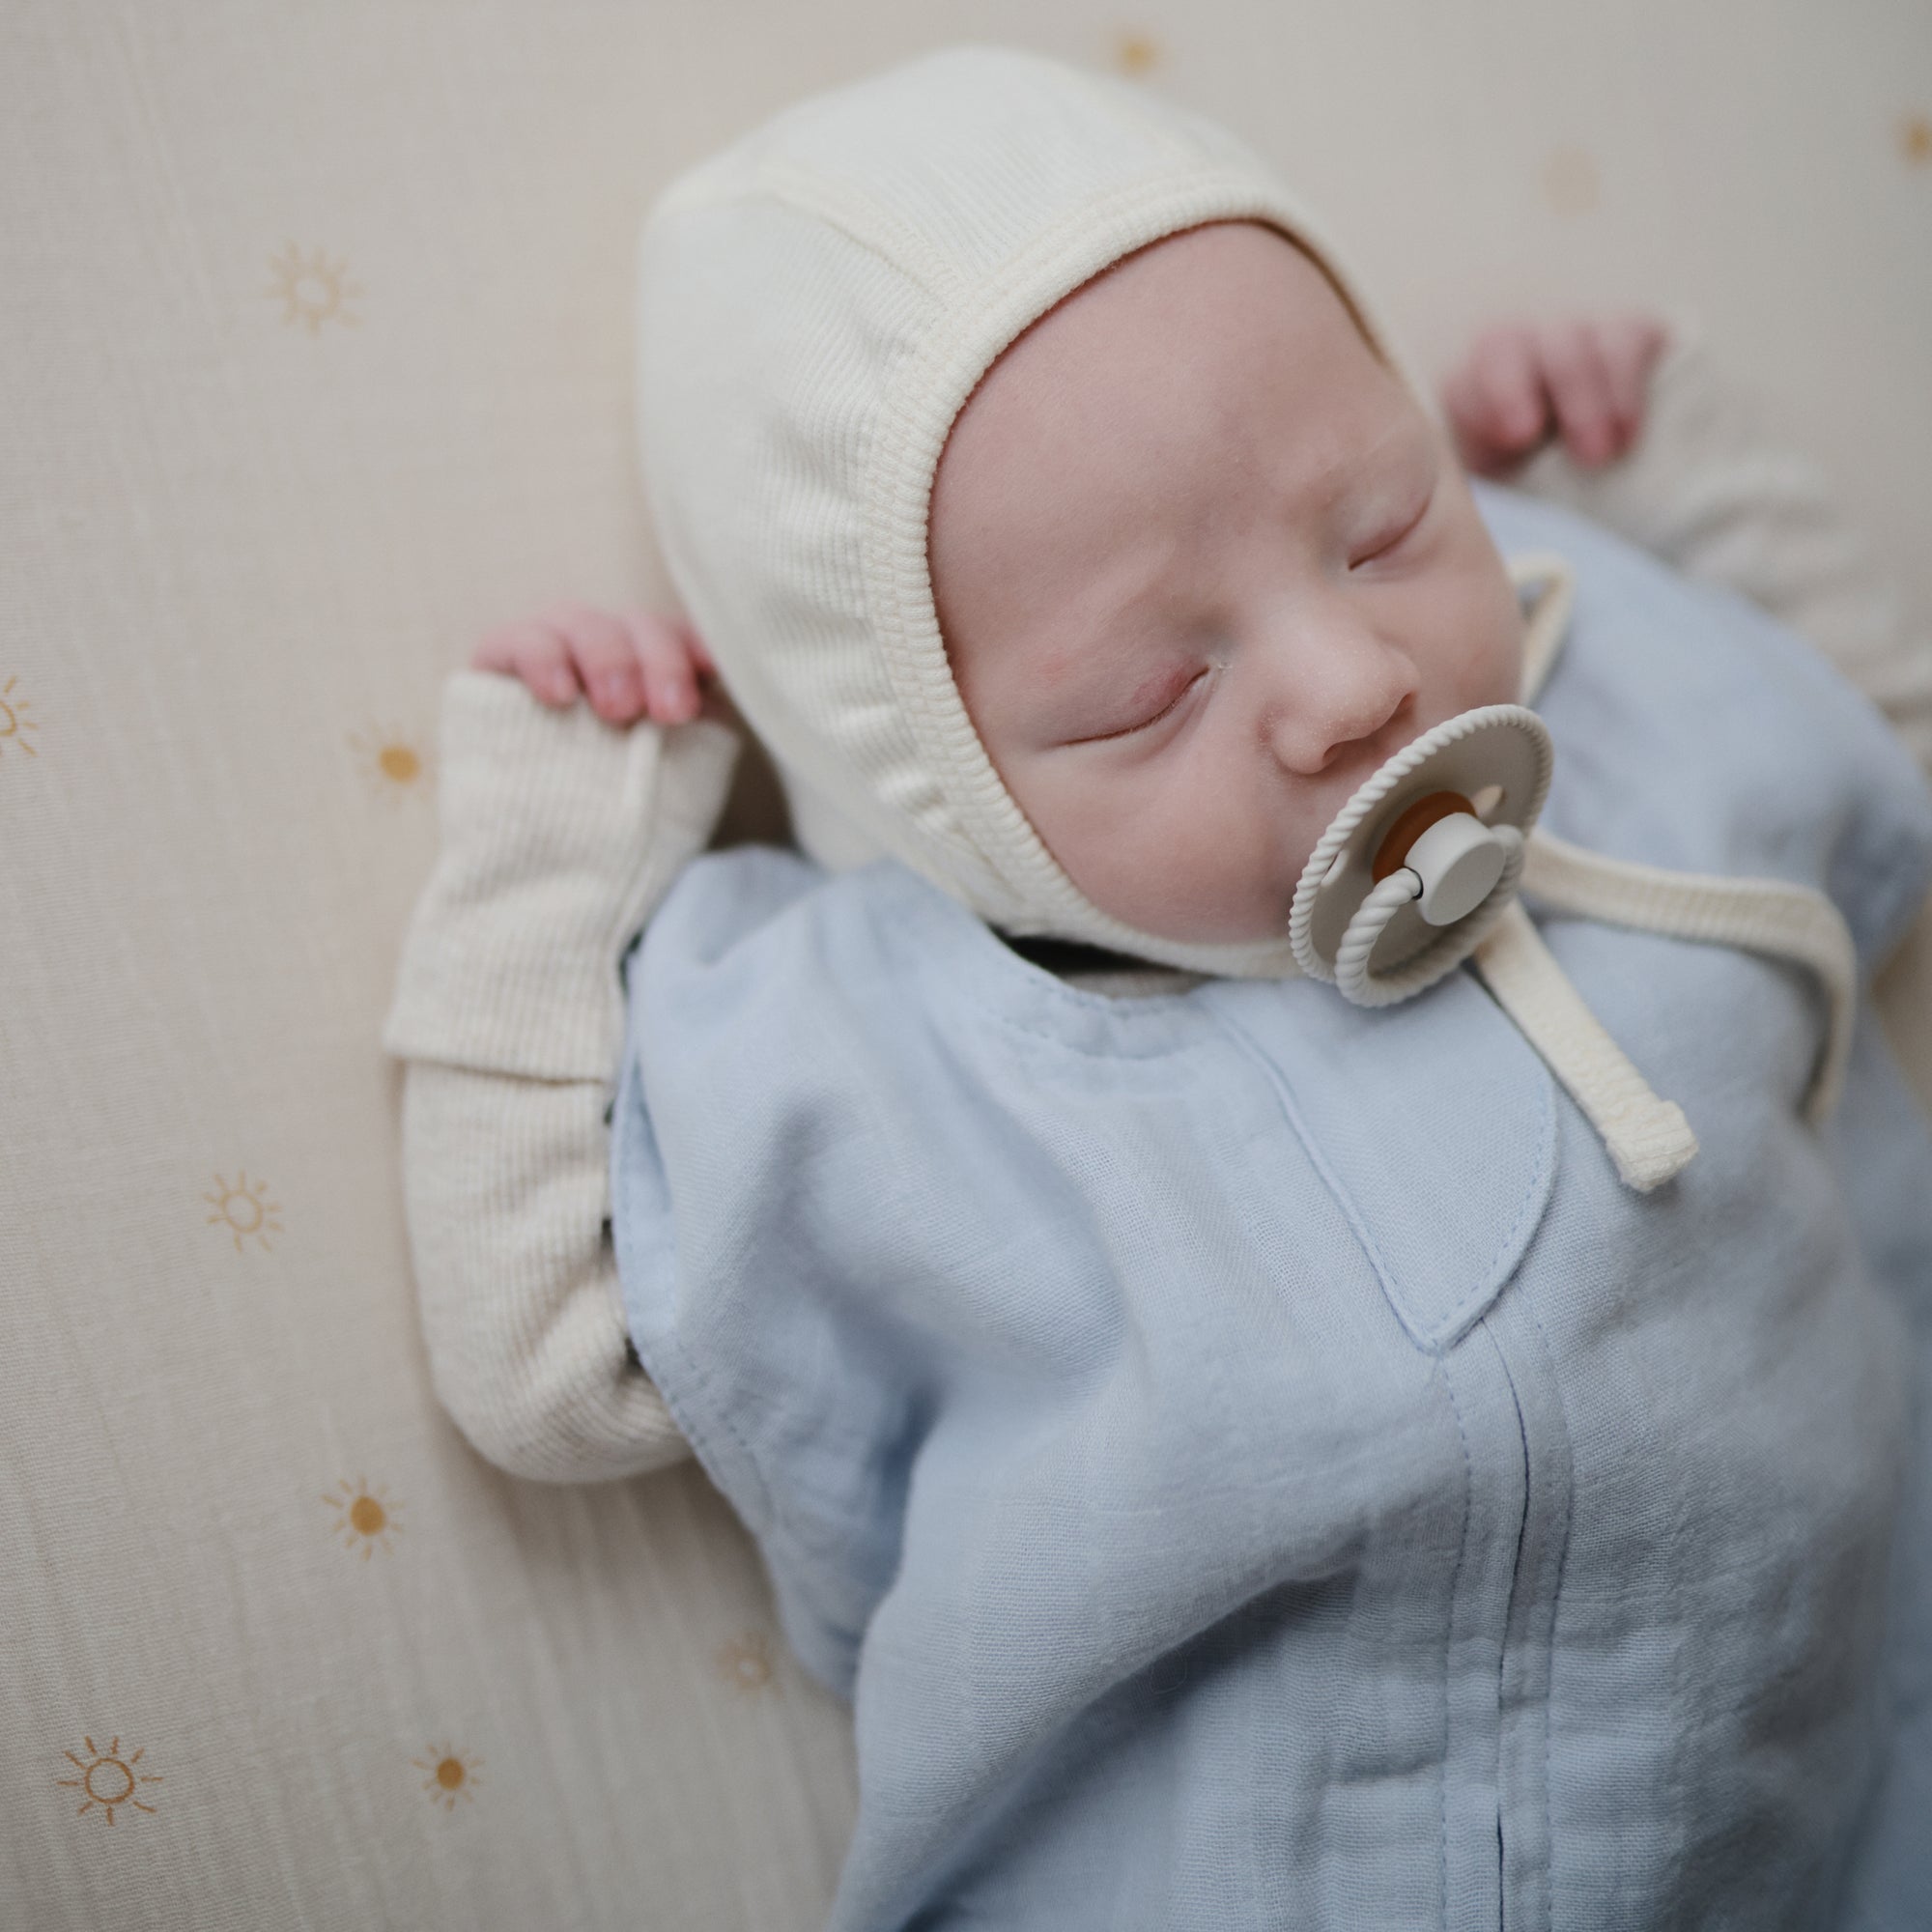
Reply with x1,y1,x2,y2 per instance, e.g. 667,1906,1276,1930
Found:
1056,535,1177,666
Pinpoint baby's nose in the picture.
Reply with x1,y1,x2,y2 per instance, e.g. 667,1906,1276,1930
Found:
1265,658,1417,777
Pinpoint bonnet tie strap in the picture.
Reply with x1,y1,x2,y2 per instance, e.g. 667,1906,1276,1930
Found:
1517,829,1859,1125
1498,552,1858,1151
1471,900,1699,1193
1288,552,1858,1193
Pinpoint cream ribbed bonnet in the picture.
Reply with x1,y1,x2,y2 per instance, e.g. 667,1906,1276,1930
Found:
633,40,1871,1190
633,43,1443,978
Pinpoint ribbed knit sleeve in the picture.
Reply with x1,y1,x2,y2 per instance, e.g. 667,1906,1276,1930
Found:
382,670,740,1481
1513,324,1932,777
383,670,741,1079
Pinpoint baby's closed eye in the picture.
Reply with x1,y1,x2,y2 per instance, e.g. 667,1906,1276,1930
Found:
1349,485,1435,570
1065,661,1211,744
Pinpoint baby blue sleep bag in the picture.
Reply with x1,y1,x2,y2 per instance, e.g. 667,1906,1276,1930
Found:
610,487,1932,1932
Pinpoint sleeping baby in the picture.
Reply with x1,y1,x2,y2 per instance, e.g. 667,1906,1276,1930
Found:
382,44,1932,1932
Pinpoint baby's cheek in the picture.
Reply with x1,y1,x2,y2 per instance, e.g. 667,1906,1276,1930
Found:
1025,763,1250,939
1466,550,1532,703
1125,788,1286,940
1483,593,1533,703
1424,569,1525,712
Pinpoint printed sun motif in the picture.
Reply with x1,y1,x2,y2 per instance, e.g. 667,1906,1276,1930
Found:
57,1738,162,1825
348,722,433,803
715,1630,778,1697
324,1478,404,1558
203,1170,285,1254
265,242,363,334
0,675,41,759
413,1746,483,1811
1113,31,1161,75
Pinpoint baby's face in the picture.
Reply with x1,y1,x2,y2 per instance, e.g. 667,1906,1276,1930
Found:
928,219,1524,945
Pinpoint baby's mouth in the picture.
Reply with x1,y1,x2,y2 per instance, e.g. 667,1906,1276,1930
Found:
1314,717,1430,818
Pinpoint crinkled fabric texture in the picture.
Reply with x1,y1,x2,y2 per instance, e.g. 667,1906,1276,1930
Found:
611,489,1932,1932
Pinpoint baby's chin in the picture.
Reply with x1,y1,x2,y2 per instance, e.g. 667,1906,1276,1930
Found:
1081,868,1305,949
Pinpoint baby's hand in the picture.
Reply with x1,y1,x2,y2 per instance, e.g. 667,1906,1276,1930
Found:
1441,315,1671,478
469,602,725,728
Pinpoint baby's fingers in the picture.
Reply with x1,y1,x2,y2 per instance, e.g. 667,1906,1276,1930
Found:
551,602,649,724
1473,329,1548,452
623,611,705,725
1595,316,1672,458
470,620,581,707
469,604,718,727
1541,323,1622,467
1443,327,1550,477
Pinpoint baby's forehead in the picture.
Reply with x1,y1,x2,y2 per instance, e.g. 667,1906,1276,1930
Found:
934,225,1413,546
949,224,1391,492
986,216,1377,364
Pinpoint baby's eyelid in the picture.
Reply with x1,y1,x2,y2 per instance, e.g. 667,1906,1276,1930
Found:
1350,487,1435,568
1073,665,1208,745
1130,665,1209,735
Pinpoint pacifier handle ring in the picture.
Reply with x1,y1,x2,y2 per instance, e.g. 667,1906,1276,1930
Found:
1332,871,1421,1005
1333,826,1526,1008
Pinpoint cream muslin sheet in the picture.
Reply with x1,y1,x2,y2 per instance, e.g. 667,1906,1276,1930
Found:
3,3,1928,1927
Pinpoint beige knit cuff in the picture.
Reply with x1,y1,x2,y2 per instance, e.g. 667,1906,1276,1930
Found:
381,669,742,1080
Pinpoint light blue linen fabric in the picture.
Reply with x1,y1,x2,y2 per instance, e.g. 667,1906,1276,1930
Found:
611,486,1932,1931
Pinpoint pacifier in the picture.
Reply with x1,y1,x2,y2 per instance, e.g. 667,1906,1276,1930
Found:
1289,705,1554,1008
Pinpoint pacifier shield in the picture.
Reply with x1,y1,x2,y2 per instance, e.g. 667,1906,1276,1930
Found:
1290,705,1553,1004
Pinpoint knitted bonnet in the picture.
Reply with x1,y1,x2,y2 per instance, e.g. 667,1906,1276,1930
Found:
634,42,1869,1192
633,43,1441,978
